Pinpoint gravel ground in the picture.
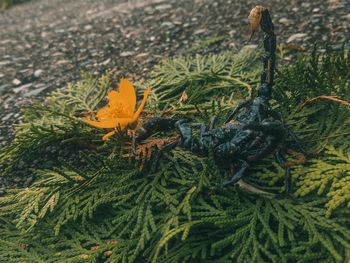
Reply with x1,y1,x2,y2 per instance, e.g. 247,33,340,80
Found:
0,0,349,145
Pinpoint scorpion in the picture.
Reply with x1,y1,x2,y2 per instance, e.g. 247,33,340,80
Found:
133,6,306,193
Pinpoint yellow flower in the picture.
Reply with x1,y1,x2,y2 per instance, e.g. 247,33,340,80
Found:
83,79,150,140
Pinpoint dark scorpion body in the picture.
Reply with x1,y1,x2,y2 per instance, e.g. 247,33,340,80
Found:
134,7,305,193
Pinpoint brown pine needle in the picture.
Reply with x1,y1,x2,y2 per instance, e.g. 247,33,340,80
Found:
300,95,350,109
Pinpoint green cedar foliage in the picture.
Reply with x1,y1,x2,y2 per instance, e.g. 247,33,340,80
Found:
0,47,350,262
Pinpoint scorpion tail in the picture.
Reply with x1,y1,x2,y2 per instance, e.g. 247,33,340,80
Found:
258,7,276,101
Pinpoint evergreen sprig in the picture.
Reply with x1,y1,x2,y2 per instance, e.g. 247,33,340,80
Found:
295,146,350,217
0,47,350,262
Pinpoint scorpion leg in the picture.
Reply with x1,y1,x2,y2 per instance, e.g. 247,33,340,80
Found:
270,110,307,155
133,117,178,155
225,100,250,124
150,140,180,172
223,159,249,186
244,119,286,142
285,127,307,156
214,129,254,158
135,117,178,142
175,120,201,152
274,150,292,193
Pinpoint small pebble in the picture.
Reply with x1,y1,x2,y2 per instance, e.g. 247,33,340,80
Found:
0,84,9,94
287,33,308,43
194,29,206,35
155,4,172,11
24,86,48,97
136,52,149,58
34,69,43,78
12,79,21,86
243,44,258,49
56,60,70,65
120,51,134,57
279,18,290,25
100,58,111,66
13,83,32,93
301,3,311,8
161,22,174,28
2,113,14,121
84,24,93,31
0,60,11,66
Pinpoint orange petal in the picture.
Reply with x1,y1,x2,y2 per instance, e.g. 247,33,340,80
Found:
102,130,117,141
82,118,119,129
95,87,133,120
131,87,151,122
118,79,136,116
95,104,130,120
83,117,133,130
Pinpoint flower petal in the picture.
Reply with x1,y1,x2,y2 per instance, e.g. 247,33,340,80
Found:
102,130,117,141
118,79,136,116
83,117,134,130
131,87,151,122
95,86,133,119
82,118,119,129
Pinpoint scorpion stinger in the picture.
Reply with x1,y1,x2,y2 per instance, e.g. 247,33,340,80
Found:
134,6,306,194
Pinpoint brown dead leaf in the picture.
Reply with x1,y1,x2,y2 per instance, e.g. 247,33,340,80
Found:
91,245,101,251
107,240,118,245
179,91,188,102
104,250,113,257
79,254,89,260
74,175,85,181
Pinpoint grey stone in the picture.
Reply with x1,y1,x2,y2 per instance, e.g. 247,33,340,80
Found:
194,29,206,35
18,69,31,74
84,24,93,30
161,22,174,28
34,83,47,89
287,33,308,43
34,69,44,78
301,3,311,8
0,60,11,66
0,84,9,94
279,18,291,25
56,60,70,65
120,51,134,57
2,113,14,121
155,4,172,11
12,78,22,86
243,44,258,49
13,83,32,93
24,86,48,97
136,52,149,58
